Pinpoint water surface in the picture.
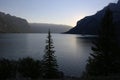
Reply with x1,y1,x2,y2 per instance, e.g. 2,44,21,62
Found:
0,33,93,77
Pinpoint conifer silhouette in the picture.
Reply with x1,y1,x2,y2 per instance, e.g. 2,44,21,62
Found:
42,29,60,78
86,8,120,76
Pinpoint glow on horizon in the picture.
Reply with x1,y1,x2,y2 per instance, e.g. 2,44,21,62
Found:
0,0,118,27
28,14,86,27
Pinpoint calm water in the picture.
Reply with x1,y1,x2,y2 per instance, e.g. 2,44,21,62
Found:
0,33,93,77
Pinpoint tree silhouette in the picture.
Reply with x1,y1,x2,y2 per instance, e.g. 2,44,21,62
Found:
85,8,120,76
42,29,60,79
0,58,16,80
18,57,42,79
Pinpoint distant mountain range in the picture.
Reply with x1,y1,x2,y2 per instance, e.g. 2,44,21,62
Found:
29,23,71,33
67,0,120,35
0,12,72,33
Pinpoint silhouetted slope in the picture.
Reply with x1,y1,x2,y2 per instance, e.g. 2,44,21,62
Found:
0,12,29,33
67,0,120,35
29,23,72,33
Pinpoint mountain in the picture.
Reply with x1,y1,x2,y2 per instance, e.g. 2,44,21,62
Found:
0,12,29,33
29,23,72,33
0,12,71,33
67,0,120,35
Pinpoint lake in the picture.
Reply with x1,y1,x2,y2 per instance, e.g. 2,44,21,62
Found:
0,33,93,77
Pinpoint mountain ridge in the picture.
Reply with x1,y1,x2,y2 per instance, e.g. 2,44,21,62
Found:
67,0,120,35
0,12,30,33
0,12,72,33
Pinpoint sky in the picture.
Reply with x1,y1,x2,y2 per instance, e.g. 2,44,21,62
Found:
0,0,118,27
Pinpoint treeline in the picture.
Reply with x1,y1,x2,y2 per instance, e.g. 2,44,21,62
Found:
0,57,63,80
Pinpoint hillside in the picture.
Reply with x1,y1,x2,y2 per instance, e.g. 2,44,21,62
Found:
67,0,120,35
0,12,29,33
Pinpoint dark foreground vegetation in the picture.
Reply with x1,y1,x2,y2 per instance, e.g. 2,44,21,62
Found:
81,8,120,80
0,57,64,80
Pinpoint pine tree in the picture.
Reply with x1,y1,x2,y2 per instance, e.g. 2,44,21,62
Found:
85,8,120,76
42,29,60,79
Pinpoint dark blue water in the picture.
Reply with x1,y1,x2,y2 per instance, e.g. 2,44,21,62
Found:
0,33,93,77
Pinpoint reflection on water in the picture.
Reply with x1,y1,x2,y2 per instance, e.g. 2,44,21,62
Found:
0,33,93,77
